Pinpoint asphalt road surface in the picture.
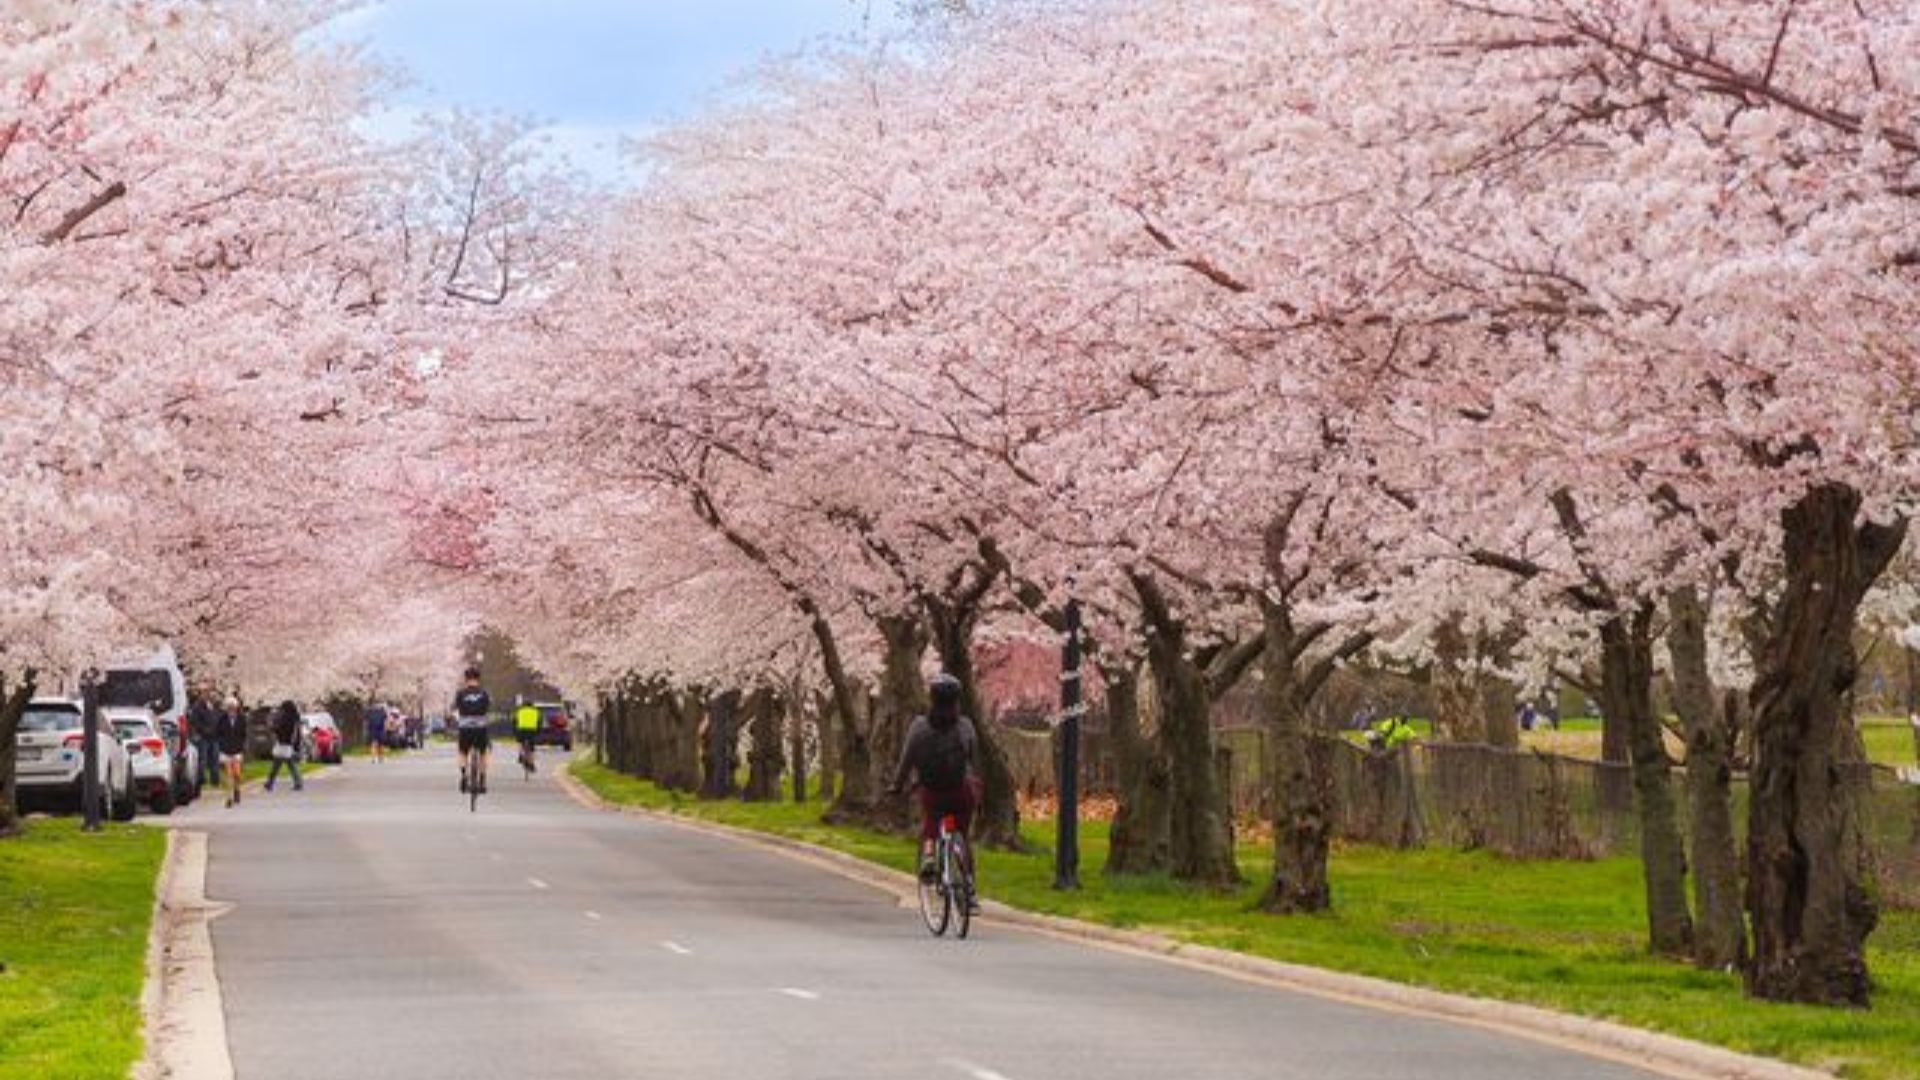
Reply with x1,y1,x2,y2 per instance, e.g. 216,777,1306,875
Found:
185,746,1664,1080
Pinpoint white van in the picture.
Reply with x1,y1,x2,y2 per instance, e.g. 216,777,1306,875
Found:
101,644,189,736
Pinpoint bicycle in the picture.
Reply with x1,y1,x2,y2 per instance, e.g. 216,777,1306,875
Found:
918,812,976,939
461,750,487,812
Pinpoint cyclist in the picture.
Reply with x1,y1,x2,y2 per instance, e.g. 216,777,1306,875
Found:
453,668,492,794
514,701,540,773
886,673,979,889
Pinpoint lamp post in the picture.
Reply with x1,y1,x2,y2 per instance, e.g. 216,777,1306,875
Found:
1054,594,1083,890
80,669,102,832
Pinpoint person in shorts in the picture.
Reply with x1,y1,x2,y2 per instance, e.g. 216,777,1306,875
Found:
216,696,248,808
453,669,492,793
366,703,387,762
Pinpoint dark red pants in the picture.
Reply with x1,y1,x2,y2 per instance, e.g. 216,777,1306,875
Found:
918,779,980,841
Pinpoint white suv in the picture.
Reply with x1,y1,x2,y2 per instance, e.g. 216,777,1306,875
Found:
14,698,137,821
106,710,179,815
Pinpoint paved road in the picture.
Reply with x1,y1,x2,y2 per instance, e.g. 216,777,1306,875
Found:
185,746,1663,1080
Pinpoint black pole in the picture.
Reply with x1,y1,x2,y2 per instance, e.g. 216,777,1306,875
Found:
1054,596,1083,890
80,672,103,832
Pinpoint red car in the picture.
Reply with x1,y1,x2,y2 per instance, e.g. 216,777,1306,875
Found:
300,712,343,764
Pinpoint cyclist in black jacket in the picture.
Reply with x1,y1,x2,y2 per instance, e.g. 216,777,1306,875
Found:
886,674,980,885
453,668,492,793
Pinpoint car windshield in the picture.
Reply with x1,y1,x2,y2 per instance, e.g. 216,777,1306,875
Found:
304,715,336,729
102,669,174,712
111,719,153,740
538,706,566,721
20,706,81,732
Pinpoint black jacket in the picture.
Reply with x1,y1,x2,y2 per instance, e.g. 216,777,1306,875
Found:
188,700,218,740
215,711,248,756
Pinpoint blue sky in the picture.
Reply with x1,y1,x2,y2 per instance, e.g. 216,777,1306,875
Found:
332,0,899,182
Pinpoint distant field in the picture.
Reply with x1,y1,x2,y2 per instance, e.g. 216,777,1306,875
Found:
1520,715,1917,769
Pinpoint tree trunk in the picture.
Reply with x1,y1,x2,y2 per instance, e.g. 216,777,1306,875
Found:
812,690,836,803
1104,662,1172,876
0,670,36,838
1600,606,1695,958
1478,630,1520,750
927,608,1023,850
827,614,923,832
743,689,784,801
1746,483,1904,1006
1261,618,1332,912
789,698,809,804
1130,575,1241,888
1431,617,1480,743
701,690,742,799
1667,586,1746,970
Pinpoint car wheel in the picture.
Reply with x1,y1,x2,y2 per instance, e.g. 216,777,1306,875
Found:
150,784,175,816
111,773,137,822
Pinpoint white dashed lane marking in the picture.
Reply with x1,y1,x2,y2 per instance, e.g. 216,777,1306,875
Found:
661,941,693,955
775,988,821,1001
526,877,549,890
943,1060,1016,1080
584,910,603,921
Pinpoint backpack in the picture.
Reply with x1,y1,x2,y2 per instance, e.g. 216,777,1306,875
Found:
918,720,970,790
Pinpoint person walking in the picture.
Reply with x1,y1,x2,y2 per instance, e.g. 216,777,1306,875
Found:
188,685,221,789
366,702,387,763
264,701,305,792
216,696,248,808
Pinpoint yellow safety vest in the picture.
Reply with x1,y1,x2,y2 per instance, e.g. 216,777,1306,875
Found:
515,705,540,732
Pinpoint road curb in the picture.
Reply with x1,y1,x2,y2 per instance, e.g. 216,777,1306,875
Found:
137,829,235,1080
555,762,1833,1080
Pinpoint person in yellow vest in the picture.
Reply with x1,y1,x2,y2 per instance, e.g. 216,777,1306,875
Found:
514,702,541,774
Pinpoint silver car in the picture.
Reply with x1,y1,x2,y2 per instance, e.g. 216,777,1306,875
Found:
14,698,137,821
106,710,178,815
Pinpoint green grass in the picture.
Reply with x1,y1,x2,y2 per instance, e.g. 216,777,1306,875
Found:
0,819,166,1080
569,759,1920,1080
1859,718,1919,771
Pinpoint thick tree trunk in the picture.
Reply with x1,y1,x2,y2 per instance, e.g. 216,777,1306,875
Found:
1431,618,1480,743
812,690,836,803
789,698,809,804
1104,662,1172,876
1262,628,1331,913
1667,586,1746,970
928,610,1022,850
0,671,36,838
1145,637,1238,888
1478,635,1520,750
743,689,785,801
701,690,742,799
1746,483,1904,1006
1600,607,1695,958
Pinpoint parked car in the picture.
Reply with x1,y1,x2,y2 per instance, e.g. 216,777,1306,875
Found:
157,717,203,806
301,712,342,763
14,697,137,821
101,644,188,743
531,702,574,750
107,710,178,815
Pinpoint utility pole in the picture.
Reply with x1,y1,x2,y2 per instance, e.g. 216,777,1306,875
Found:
1054,594,1083,890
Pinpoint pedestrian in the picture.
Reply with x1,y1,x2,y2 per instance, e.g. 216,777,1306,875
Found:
367,701,387,763
189,684,221,788
264,700,305,792
216,696,248,807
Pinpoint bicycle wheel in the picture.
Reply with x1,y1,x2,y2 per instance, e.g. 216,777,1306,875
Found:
469,761,480,812
917,840,951,936
951,833,974,940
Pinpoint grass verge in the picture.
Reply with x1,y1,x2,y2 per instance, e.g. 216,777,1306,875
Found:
0,819,166,1080
569,759,1920,1080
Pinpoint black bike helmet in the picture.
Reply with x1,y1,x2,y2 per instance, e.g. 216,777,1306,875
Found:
463,667,481,681
929,672,962,707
